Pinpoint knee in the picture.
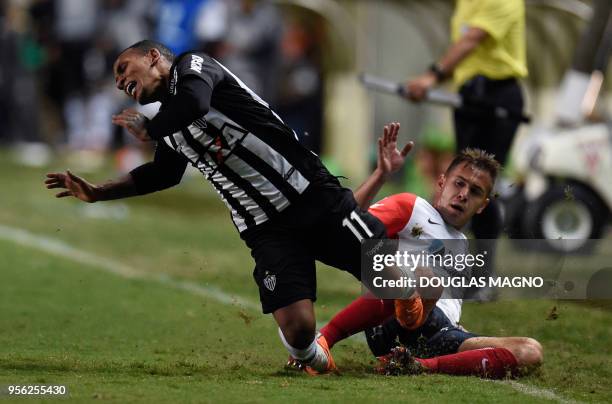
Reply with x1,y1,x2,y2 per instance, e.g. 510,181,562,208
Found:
511,338,543,368
280,318,316,349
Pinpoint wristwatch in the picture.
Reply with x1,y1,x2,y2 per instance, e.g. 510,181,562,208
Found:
428,63,447,82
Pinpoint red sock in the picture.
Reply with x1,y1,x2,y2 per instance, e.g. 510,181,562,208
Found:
321,296,395,348
416,348,519,379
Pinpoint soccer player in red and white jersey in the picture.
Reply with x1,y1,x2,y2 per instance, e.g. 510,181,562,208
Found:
318,122,542,378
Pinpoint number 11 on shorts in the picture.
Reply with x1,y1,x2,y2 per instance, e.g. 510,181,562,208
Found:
342,210,374,241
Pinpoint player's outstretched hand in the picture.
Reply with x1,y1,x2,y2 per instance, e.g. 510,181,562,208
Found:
112,109,151,142
377,122,414,178
45,171,99,203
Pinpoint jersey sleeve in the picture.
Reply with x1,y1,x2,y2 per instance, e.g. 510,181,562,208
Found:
465,0,518,41
145,76,213,140
368,193,417,237
129,141,188,194
175,52,224,89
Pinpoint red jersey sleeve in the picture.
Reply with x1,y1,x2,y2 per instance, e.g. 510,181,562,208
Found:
368,193,417,237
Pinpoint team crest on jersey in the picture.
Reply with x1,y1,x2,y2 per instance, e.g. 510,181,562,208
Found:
263,271,276,291
411,225,424,238
190,55,204,73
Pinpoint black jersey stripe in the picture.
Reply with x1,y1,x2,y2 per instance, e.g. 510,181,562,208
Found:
179,128,214,172
207,152,279,220
205,125,301,202
208,172,255,228
179,129,256,227
180,127,279,219
232,144,301,203
210,91,323,183
168,134,179,149
180,129,216,162
198,157,256,228
199,156,255,228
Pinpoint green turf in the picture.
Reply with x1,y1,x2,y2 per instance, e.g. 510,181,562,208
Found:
0,153,610,403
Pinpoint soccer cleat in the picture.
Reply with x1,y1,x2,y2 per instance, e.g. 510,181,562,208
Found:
365,320,403,357
375,346,425,376
283,334,338,375
285,356,305,371
303,334,338,375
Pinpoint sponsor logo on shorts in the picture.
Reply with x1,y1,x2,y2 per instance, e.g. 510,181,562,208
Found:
263,272,276,291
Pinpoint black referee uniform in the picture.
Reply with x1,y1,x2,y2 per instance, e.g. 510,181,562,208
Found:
128,51,387,313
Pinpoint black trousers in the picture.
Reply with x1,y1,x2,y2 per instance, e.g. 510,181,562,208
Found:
454,75,524,239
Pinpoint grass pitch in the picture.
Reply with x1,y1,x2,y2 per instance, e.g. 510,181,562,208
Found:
0,153,610,403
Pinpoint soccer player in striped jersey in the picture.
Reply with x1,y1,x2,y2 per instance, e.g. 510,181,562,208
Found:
318,123,542,378
45,40,392,374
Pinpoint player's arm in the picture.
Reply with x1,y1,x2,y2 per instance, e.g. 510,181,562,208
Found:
112,77,214,141
406,26,488,101
128,141,188,194
353,122,413,210
45,142,187,202
45,170,137,202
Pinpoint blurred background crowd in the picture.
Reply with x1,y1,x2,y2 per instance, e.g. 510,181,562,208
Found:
0,0,612,218
0,0,325,168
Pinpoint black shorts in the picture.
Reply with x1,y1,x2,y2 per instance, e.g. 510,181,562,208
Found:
366,306,479,358
241,180,387,314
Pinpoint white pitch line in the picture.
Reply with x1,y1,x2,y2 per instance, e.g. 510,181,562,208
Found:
0,223,260,311
492,380,583,404
0,224,580,404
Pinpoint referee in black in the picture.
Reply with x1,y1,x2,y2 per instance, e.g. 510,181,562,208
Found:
45,40,388,373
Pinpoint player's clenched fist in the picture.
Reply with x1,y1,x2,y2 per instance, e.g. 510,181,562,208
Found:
112,109,151,142
45,171,99,203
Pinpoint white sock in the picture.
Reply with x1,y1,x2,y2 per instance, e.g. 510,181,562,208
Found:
278,329,329,372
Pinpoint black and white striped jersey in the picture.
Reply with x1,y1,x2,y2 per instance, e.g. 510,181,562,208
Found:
131,51,330,233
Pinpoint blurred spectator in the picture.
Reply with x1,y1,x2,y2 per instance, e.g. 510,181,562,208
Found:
39,0,157,162
276,18,323,153
156,0,208,55
209,0,283,104
194,0,228,54
5,0,324,168
104,0,156,51
51,0,106,151
0,1,42,144
0,2,19,143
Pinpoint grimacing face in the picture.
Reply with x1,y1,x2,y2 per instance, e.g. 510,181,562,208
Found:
433,162,493,229
113,48,164,105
